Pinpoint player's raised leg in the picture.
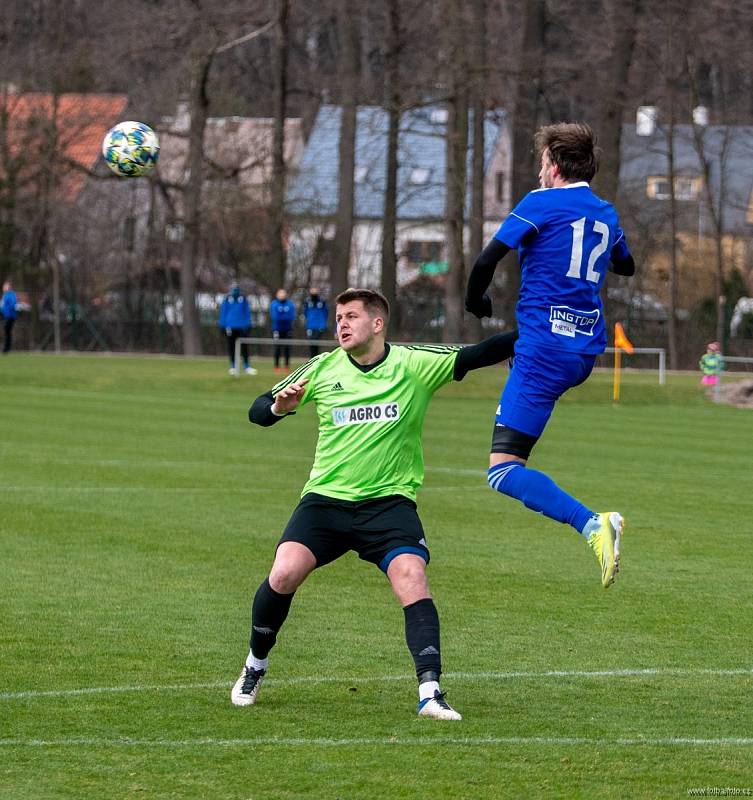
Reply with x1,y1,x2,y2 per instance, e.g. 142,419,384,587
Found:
231,542,315,707
386,553,461,721
485,350,624,588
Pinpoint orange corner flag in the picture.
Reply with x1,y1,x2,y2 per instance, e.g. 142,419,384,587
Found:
614,322,634,354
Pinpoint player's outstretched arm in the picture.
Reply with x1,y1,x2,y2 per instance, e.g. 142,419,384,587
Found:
465,239,511,318
248,379,309,427
453,330,519,381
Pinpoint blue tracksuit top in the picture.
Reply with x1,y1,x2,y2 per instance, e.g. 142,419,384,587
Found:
302,296,328,331
270,299,296,333
2,290,17,320
219,294,251,330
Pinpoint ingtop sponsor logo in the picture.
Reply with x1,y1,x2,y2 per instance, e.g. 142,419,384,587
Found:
549,305,599,338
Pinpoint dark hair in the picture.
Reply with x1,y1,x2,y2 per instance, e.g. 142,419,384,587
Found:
534,122,600,182
335,288,390,324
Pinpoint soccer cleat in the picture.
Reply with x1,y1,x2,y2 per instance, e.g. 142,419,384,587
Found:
228,367,239,376
231,665,266,707
587,512,624,588
244,366,258,375
417,690,462,721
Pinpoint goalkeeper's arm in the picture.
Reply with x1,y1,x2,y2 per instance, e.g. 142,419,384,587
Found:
453,329,518,381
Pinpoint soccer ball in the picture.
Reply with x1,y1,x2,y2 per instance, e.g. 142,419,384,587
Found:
102,121,160,177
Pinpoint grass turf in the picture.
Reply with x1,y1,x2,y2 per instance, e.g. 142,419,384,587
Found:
1,353,752,799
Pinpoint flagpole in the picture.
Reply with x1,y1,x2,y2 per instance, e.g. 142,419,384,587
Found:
613,347,621,402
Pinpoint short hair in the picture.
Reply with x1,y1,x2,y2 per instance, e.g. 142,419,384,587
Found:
335,288,390,325
534,122,600,182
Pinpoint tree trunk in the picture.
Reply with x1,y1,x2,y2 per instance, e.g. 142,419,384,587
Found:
467,0,486,341
270,0,289,290
443,0,468,343
331,1,358,298
666,104,679,370
507,0,545,324
511,0,545,204
180,47,213,356
687,59,730,348
592,0,642,201
381,0,400,331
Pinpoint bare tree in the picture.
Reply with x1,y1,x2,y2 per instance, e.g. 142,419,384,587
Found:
180,34,216,355
467,0,487,341
269,0,289,291
380,0,400,329
442,0,469,343
592,0,642,202
511,0,545,204
331,0,359,298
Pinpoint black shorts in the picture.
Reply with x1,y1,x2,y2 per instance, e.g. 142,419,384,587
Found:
279,492,429,573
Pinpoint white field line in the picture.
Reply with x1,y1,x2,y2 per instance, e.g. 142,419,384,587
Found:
2,667,751,701
1,736,752,748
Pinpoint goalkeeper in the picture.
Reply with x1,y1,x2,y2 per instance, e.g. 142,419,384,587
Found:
231,288,517,720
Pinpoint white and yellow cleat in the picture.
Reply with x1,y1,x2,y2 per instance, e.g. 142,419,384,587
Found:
417,691,462,721
587,512,623,589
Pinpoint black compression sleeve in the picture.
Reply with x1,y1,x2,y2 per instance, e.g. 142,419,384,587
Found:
466,239,511,302
248,391,288,426
453,330,519,381
610,253,636,276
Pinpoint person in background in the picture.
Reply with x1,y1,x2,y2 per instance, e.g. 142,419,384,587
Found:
301,287,329,357
2,281,18,354
699,341,724,386
269,288,296,373
219,283,257,376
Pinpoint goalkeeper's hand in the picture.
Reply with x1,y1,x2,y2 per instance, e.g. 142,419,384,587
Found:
271,379,309,414
225,327,232,336
465,293,493,319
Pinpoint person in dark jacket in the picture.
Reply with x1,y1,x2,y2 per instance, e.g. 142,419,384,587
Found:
2,281,18,354
269,288,296,373
301,287,329,357
219,283,257,375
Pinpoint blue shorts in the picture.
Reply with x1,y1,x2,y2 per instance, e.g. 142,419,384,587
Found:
496,348,596,438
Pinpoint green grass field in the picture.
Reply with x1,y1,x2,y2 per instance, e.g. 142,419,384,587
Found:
1,353,752,799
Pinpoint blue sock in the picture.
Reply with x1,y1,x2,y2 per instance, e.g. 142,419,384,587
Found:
487,463,596,536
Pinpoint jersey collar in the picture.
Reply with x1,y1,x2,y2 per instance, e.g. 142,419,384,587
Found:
346,342,391,373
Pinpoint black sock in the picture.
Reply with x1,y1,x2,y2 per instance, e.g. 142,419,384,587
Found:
403,597,442,682
249,578,295,659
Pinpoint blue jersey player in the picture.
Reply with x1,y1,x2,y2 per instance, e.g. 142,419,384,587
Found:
465,123,636,588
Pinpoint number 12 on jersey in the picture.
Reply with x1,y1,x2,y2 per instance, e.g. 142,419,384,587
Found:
567,217,609,283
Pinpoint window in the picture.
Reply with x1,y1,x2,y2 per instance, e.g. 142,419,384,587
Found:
165,222,185,242
430,109,448,124
646,175,702,201
409,167,430,185
495,171,506,203
354,165,369,184
405,240,442,263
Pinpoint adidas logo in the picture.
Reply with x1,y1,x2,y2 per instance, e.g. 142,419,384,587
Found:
330,381,345,392
418,646,439,657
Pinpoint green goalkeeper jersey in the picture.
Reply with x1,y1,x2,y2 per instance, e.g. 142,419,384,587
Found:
271,343,460,502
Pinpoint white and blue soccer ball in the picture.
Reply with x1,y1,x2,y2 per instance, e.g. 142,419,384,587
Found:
102,121,160,177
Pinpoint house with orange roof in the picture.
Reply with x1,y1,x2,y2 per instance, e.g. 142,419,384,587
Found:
0,92,129,203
